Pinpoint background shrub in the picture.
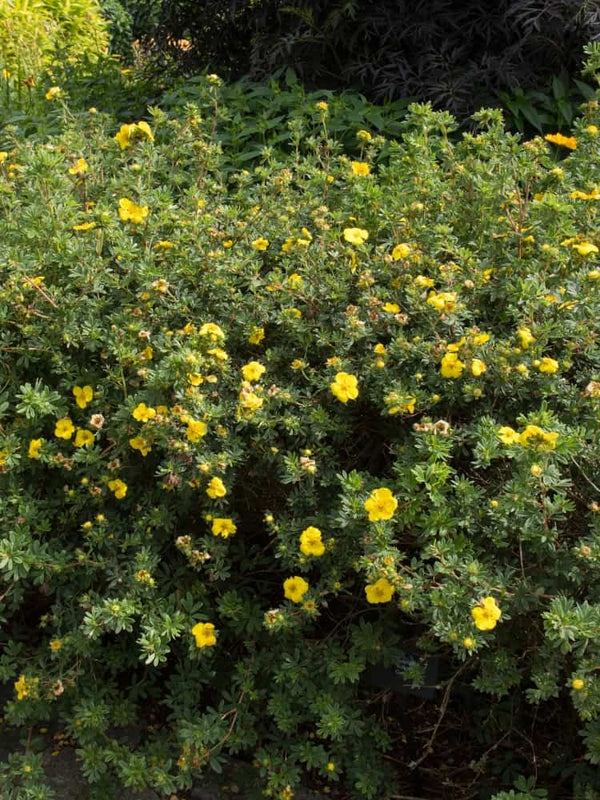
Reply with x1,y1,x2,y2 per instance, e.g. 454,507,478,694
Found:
153,0,600,121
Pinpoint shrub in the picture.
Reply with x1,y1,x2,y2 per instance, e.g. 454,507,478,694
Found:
2,69,600,799
154,0,600,121
0,0,109,84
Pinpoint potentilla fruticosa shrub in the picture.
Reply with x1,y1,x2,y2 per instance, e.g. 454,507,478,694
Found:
2,76,600,798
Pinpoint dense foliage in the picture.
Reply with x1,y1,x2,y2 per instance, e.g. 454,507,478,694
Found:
153,0,600,120
2,54,600,798
0,0,109,81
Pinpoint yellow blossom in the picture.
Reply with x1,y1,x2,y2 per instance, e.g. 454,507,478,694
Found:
471,596,501,631
463,637,474,648
517,328,535,349
206,477,227,498
55,418,75,439
187,373,204,386
392,243,411,260
538,357,559,374
132,402,156,422
129,436,151,456
330,372,359,403
350,161,370,176
470,359,486,377
300,526,325,556
357,129,372,141
74,429,94,448
287,273,304,288
186,420,207,442
572,678,585,691
283,576,309,603
343,227,369,245
573,242,599,256
49,639,62,651
414,275,434,287
440,352,465,379
212,518,237,537
108,479,128,499
68,158,89,176
427,291,457,312
118,198,148,224
242,361,266,382
497,426,520,445
382,302,400,313
519,425,559,450
192,622,217,648
199,322,225,341
28,438,43,459
72,385,93,409
14,675,37,700
252,237,269,251
365,577,395,604
248,326,265,344
73,221,97,231
364,487,398,521
45,86,61,100
544,132,577,150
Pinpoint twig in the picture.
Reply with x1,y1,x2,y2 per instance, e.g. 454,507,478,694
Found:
21,275,58,308
409,660,470,769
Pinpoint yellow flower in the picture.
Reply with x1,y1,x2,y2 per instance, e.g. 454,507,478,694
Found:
72,221,97,231
283,576,309,603
365,577,395,604
364,487,398,521
114,121,154,150
207,347,228,362
187,372,204,386
155,240,175,249
530,464,543,476
287,273,304,288
14,675,37,700
49,639,62,651
192,621,217,648
129,436,151,456
497,426,520,445
132,402,156,422
440,352,465,379
68,158,89,176
544,132,577,150
108,479,128,499
300,526,325,556
242,361,266,382
72,385,93,409
392,243,411,260
316,101,328,111
573,242,599,256
28,438,43,459
238,383,264,411
55,418,75,439
427,291,457,312
517,328,535,349
115,123,135,149
382,302,400,313
572,678,585,691
330,372,359,403
414,275,434,288
248,326,265,344
186,420,207,442
471,596,501,631
356,129,372,141
74,429,94,448
199,322,225,341
538,357,559,374
45,86,62,100
463,637,474,648
470,358,486,377
206,477,227,498
118,198,149,224
252,237,269,251
343,227,369,245
209,518,236,538
385,392,416,414
518,425,559,450
350,161,370,176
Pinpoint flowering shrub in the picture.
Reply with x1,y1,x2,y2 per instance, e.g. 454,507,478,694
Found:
2,77,600,798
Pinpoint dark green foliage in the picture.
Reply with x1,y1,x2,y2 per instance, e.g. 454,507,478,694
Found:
153,0,600,121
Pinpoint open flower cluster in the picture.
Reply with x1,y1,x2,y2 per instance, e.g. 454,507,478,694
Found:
1,82,600,799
